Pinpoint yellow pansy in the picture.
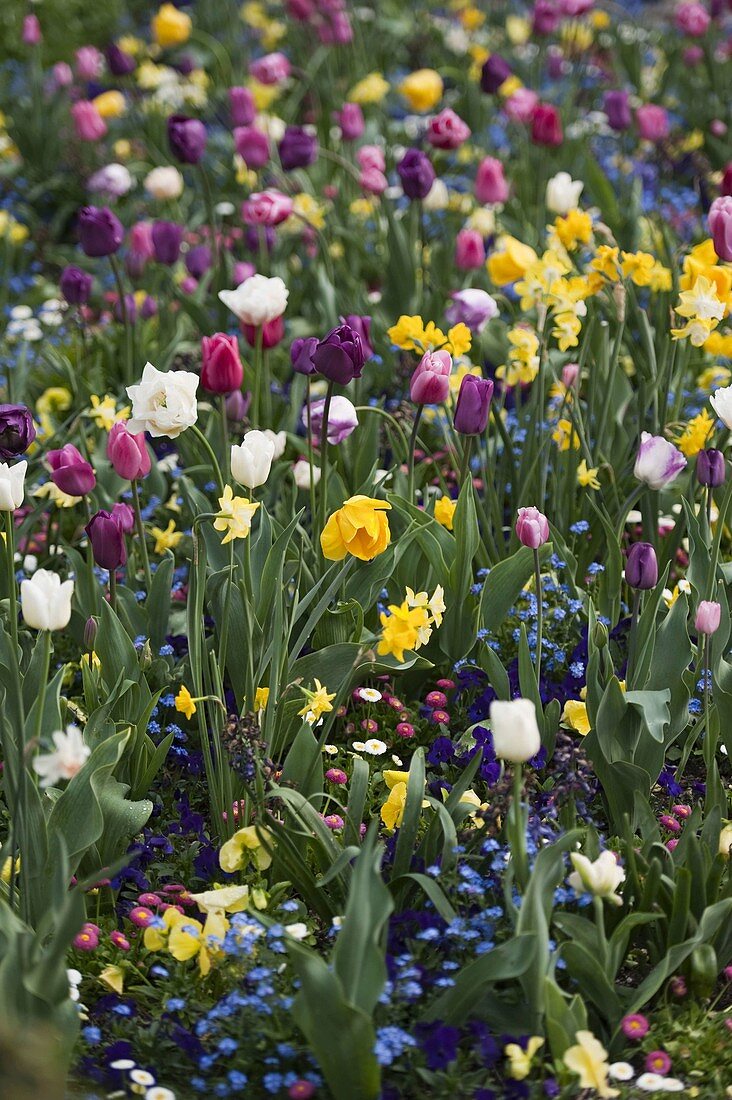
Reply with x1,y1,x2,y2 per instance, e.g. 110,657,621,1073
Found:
564,1031,618,1098
219,825,273,874
348,72,390,105
100,965,125,994
321,495,391,561
434,496,456,530
381,781,407,830
151,519,184,554
505,1036,544,1081
399,69,443,112
562,699,591,736
152,3,192,48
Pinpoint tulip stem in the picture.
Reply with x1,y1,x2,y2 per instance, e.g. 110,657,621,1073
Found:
703,634,715,808
108,568,117,612
533,547,543,686
33,630,52,750
318,381,336,547
131,480,152,594
306,379,317,534
626,589,642,686
108,254,133,387
509,763,529,891
252,326,264,428
407,404,424,503
219,396,230,482
459,434,473,488
189,424,225,495
4,511,18,657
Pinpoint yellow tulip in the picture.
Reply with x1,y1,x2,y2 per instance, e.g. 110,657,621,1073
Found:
321,496,391,561
152,3,192,48
399,69,443,113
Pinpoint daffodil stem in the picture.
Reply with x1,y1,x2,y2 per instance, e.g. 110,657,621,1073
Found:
594,896,608,967
703,634,715,810
131,480,152,594
318,381,336,549
189,423,225,495
219,543,234,681
407,404,424,503
533,547,543,686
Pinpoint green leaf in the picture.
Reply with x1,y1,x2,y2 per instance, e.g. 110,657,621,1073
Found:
478,545,551,634
422,935,537,1025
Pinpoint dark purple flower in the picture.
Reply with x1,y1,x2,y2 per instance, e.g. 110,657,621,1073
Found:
625,542,658,590
167,114,207,164
480,53,512,94
106,44,136,76
152,220,184,265
340,314,373,359
290,336,318,376
185,244,212,279
0,405,36,459
397,148,435,200
60,265,93,305
78,206,124,257
604,90,632,131
312,324,365,384
278,126,318,171
697,447,726,488
453,375,493,434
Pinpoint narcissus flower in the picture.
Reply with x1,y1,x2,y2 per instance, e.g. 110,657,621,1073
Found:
505,1036,544,1081
321,495,391,561
219,825,273,873
214,485,260,544
298,679,336,725
434,495,456,530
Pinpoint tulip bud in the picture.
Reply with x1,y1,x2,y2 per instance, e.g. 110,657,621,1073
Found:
515,506,549,549
335,102,365,142
85,509,128,571
396,148,435,201
84,616,98,650
634,432,686,490
480,54,512,94
225,389,251,423
278,126,318,171
625,542,658,590
475,157,509,205
410,350,452,406
0,460,27,511
592,621,609,649
604,90,632,131
167,114,207,165
229,86,256,127
636,104,669,142
695,600,721,636
201,334,244,395
453,375,493,435
234,126,270,169
291,336,318,376
308,396,359,446
60,265,93,306
488,698,541,762
23,15,42,46
697,448,726,488
531,103,563,147
231,430,275,489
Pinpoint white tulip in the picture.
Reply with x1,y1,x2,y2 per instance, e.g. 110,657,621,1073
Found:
488,697,541,762
0,460,26,511
710,384,732,430
568,850,625,906
126,361,199,439
262,428,287,459
21,569,74,631
545,171,584,215
292,458,320,490
422,178,449,211
32,724,90,788
144,165,184,200
230,429,275,489
218,275,288,327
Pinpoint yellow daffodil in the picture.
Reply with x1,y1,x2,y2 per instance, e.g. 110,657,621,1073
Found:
34,482,81,509
486,237,538,286
298,679,336,725
92,91,126,119
552,209,593,251
214,485,260,544
321,495,391,561
675,410,714,456
348,72,390,105
88,394,129,431
175,685,197,720
577,460,600,490
151,519,184,554
620,250,656,287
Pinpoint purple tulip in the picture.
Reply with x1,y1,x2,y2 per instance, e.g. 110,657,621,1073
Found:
697,448,726,488
60,265,93,305
85,508,128,570
708,196,732,262
78,206,124,258
453,375,493,435
480,54,512,94
312,324,365,384
604,90,632,131
291,336,319,376
625,542,658,590
308,395,359,444
229,86,256,126
515,507,550,549
397,148,435,200
225,390,251,422
0,405,36,459
634,432,686,490
279,126,318,171
234,126,270,169
185,244,212,280
152,220,184,265
167,114,207,164
340,314,374,359
48,444,96,496
106,44,136,76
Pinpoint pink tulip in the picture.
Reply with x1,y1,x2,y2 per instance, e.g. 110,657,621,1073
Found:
636,104,669,142
107,422,151,481
708,196,732,261
475,157,509,204
455,229,485,270
241,190,293,227
250,52,291,85
503,88,539,123
356,146,385,172
75,46,104,81
71,101,107,142
410,350,452,405
695,600,721,636
675,2,711,35
22,15,42,45
427,108,471,150
516,506,550,548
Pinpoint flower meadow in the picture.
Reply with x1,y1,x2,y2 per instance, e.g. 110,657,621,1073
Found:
2,0,732,1097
